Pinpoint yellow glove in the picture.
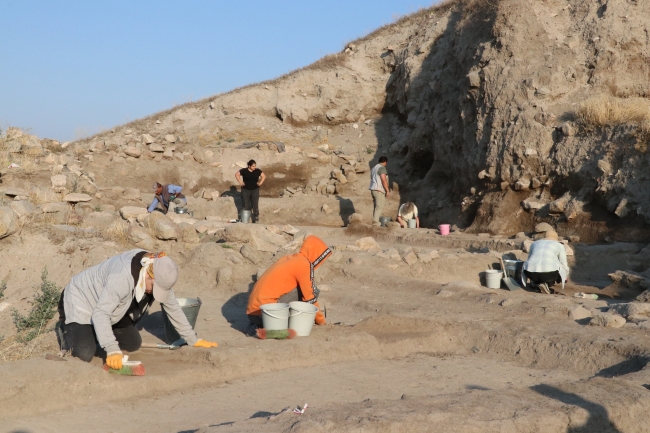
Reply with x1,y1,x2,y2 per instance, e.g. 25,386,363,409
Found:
193,339,217,348
106,352,123,370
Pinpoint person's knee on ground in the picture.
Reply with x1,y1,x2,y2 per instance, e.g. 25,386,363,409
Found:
113,325,142,352
63,323,98,362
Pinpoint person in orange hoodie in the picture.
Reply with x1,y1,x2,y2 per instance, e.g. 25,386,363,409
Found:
246,235,331,335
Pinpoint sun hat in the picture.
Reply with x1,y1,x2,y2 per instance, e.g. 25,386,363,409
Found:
152,255,178,302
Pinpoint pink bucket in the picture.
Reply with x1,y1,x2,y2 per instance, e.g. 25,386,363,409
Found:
438,224,451,236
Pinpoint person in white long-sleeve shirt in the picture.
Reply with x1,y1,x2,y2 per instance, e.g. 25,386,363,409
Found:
523,230,569,294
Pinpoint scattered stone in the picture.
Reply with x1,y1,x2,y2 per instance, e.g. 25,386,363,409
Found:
124,146,142,158
3,187,29,197
227,253,243,265
349,257,363,265
568,305,593,321
321,204,332,214
607,302,650,320
589,313,626,328
523,239,534,253
150,143,164,152
521,199,545,211
165,134,176,143
348,213,364,225
223,224,287,252
142,134,155,144
240,244,262,265
417,250,439,263
282,224,300,235
436,290,454,298
216,267,233,284
515,232,527,240
355,236,381,252
50,175,68,193
500,299,514,307
402,251,418,266
534,223,554,233
63,193,92,203
514,176,531,191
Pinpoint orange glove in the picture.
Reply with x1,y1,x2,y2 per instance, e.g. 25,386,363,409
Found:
193,339,218,348
106,352,123,370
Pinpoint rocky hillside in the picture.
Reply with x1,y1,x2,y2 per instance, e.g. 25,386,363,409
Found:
4,0,649,241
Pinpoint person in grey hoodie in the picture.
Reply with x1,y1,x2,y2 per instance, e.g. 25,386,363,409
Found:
57,249,217,370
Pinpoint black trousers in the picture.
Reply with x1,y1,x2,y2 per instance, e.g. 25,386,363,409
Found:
58,292,142,362
241,188,260,221
524,270,562,285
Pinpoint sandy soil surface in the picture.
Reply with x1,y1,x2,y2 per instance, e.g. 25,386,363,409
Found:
3,227,650,433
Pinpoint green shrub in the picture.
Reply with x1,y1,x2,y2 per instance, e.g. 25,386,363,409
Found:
11,268,61,342
0,281,6,299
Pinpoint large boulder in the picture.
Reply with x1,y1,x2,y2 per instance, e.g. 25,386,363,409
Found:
0,207,18,238
128,226,157,250
240,244,262,265
589,313,626,328
119,206,148,220
10,200,36,218
178,222,200,244
144,212,180,240
223,224,287,252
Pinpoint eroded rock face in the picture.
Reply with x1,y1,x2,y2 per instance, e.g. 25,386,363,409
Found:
0,207,18,238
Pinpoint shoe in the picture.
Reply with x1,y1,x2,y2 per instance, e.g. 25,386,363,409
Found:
538,283,550,294
245,323,260,337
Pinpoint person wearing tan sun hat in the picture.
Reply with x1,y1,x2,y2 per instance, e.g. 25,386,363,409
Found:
57,250,217,368
523,230,569,294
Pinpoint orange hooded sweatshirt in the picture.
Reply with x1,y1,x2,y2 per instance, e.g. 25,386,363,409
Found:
247,235,331,325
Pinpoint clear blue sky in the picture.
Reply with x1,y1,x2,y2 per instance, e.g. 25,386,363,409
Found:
0,1,437,141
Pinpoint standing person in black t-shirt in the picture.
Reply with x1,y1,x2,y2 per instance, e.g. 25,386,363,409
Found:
235,159,266,223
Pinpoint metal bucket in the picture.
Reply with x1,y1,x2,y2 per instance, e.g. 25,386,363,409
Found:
161,297,202,344
379,216,391,227
503,259,524,281
240,210,252,223
174,207,193,217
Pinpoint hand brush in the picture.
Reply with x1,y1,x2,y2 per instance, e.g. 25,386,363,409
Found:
103,356,146,376
256,329,297,340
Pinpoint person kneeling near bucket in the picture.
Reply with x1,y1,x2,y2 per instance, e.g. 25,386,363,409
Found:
57,250,217,370
246,235,331,336
523,230,569,294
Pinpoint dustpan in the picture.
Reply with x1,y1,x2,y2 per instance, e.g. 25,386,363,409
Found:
500,257,524,291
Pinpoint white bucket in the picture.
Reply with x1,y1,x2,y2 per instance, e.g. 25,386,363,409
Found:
407,219,417,228
260,303,289,330
288,301,319,336
485,270,502,289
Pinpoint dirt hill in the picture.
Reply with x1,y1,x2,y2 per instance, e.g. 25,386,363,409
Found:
59,0,649,242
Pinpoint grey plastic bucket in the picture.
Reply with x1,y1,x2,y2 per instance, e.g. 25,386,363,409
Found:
161,297,202,344
379,216,391,227
260,303,290,330
240,210,252,223
288,301,319,336
485,270,502,289
407,219,417,228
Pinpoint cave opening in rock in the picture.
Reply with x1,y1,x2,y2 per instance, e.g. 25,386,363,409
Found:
410,148,434,180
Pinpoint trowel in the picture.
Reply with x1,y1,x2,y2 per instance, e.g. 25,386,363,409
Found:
141,338,186,350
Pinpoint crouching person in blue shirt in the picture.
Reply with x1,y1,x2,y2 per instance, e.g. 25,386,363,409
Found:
148,182,187,214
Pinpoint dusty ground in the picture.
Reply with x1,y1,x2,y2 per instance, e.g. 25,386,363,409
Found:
3,225,650,433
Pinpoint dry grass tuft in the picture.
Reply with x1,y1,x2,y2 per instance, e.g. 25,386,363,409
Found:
102,220,131,245
0,331,60,362
575,94,650,127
